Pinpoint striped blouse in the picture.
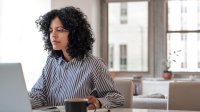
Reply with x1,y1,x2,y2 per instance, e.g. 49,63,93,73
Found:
30,53,125,109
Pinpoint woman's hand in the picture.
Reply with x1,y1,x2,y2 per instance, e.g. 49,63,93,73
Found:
86,96,101,110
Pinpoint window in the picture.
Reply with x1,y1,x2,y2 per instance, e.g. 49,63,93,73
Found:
120,44,127,70
0,0,50,90
107,1,149,72
109,44,114,69
167,0,200,72
120,3,128,24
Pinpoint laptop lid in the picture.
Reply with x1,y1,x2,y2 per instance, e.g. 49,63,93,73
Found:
0,63,32,112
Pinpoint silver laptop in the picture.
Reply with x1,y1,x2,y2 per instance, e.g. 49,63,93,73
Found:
0,63,32,112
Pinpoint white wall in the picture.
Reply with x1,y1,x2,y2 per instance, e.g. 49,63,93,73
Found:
51,0,101,57
0,0,2,61
0,0,51,90
0,0,100,90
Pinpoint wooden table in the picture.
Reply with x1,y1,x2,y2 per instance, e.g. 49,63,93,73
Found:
32,106,199,112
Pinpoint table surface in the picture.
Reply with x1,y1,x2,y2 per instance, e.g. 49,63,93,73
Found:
32,106,199,112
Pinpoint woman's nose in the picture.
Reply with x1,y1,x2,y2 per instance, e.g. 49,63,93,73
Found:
51,30,57,38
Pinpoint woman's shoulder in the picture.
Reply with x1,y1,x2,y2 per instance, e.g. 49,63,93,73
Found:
46,55,55,62
85,53,107,67
45,55,61,65
84,54,109,76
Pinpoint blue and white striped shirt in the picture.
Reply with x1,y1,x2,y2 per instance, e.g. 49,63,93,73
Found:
30,53,125,109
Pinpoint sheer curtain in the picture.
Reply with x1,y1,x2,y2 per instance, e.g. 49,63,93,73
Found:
0,0,50,90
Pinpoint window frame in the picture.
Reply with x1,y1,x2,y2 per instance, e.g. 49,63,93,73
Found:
165,0,200,75
100,0,154,76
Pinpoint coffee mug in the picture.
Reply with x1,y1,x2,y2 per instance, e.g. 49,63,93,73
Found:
64,98,96,112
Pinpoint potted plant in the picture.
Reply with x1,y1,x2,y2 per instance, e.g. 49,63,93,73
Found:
162,50,182,80
162,59,173,80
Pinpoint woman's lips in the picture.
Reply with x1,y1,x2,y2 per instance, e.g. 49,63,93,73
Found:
52,41,60,45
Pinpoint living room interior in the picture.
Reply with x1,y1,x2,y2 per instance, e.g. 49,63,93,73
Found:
0,0,200,111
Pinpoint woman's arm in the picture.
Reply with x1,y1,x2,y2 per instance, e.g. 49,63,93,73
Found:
29,56,53,108
30,69,48,109
93,60,125,109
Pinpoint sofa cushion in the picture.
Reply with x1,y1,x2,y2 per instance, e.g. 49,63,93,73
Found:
132,97,167,109
136,93,166,99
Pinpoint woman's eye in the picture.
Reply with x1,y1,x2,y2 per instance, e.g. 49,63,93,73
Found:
49,27,68,33
57,28,63,32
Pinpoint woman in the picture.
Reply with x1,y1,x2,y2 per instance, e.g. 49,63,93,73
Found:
30,6,125,109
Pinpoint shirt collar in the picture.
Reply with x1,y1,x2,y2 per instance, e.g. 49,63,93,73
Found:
57,56,64,65
57,56,78,65
57,54,89,65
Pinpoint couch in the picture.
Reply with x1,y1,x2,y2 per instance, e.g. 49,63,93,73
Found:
168,82,200,111
114,79,133,108
114,79,167,109
133,96,167,109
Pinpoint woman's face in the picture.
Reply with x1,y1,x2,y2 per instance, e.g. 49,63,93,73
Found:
49,17,69,51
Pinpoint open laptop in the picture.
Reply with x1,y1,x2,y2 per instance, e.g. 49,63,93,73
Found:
0,63,32,112
0,63,111,112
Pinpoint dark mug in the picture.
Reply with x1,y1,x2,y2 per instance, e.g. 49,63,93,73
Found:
64,98,96,112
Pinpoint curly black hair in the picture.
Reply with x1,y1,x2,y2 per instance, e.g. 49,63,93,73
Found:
35,6,95,60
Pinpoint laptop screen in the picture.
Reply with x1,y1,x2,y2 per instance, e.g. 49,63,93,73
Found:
0,63,32,112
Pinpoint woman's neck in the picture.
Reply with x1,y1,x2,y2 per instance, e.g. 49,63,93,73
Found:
62,50,72,62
